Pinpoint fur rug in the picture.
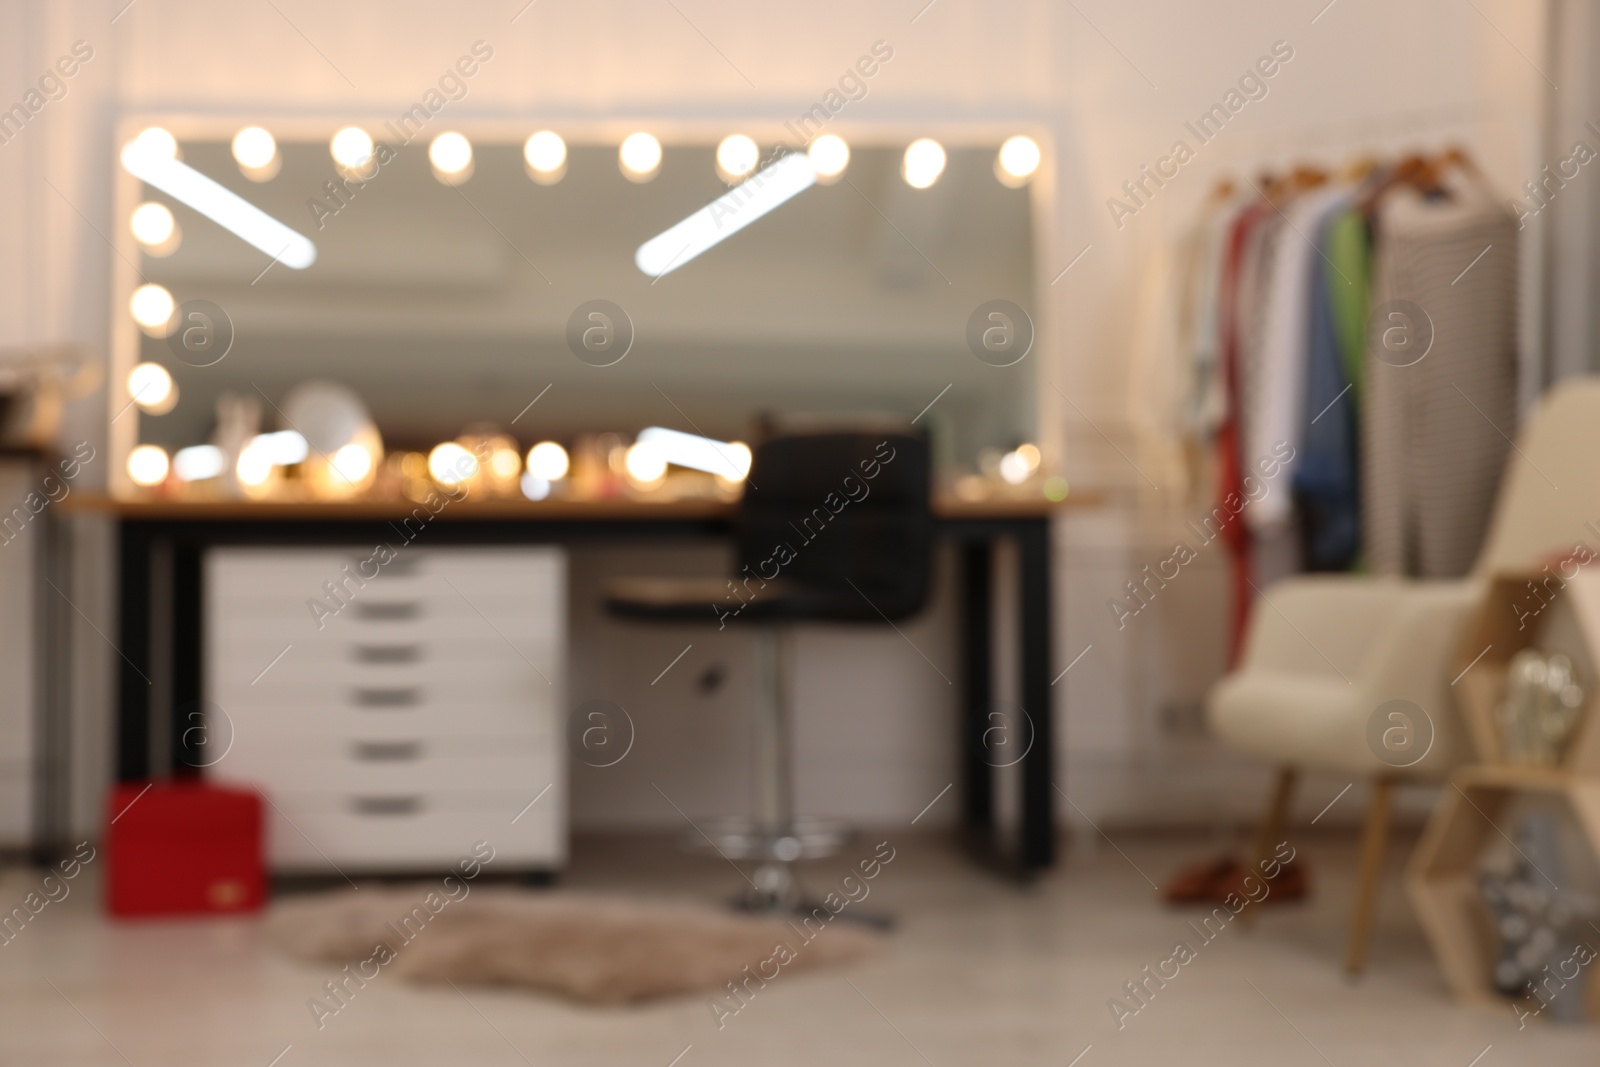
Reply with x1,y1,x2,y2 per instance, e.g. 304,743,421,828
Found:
269,887,884,1004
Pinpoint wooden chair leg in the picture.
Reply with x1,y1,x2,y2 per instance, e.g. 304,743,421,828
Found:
1250,766,1298,873
1239,766,1297,928
1345,777,1395,977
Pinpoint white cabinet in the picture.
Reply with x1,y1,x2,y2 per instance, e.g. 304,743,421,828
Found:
206,546,566,872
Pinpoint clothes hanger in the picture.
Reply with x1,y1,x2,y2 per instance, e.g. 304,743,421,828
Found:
1358,152,1438,211
1338,154,1380,184
1434,143,1491,195
1290,164,1329,189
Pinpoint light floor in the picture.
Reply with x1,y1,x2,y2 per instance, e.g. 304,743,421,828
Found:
0,829,1592,1066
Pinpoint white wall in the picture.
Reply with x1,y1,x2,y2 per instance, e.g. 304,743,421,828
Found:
0,0,1548,836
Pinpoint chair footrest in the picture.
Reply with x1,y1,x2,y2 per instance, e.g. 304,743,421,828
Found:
682,816,851,861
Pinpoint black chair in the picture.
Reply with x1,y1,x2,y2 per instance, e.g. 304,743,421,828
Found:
606,428,932,912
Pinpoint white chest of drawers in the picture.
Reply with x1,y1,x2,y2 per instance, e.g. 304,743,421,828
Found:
205,546,566,873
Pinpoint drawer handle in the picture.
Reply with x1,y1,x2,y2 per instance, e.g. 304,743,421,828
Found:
351,686,421,708
350,795,422,816
352,644,421,664
354,601,420,621
351,740,423,761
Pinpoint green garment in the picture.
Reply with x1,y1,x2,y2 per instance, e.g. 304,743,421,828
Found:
1323,207,1370,413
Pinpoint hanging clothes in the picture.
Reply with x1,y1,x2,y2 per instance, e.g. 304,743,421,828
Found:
1244,184,1352,590
1215,198,1276,665
1293,196,1364,571
1362,176,1518,577
1323,203,1372,418
1178,191,1242,499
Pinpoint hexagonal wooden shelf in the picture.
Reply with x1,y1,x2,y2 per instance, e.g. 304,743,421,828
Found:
1406,764,1600,1019
1453,570,1600,772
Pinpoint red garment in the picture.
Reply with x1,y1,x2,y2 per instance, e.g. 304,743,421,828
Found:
1216,202,1267,666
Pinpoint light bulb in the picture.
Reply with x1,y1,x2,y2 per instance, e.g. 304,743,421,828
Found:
524,131,567,183
127,444,169,487
999,450,1031,485
130,202,176,247
526,441,569,481
624,440,667,485
619,132,662,182
902,138,946,189
429,131,473,183
489,445,521,479
996,135,1040,187
808,134,849,181
520,472,551,501
232,126,278,178
330,127,374,169
132,127,178,160
173,444,225,481
717,134,759,181
236,446,272,487
428,442,477,485
127,362,176,414
1015,442,1042,473
332,442,373,483
129,283,175,333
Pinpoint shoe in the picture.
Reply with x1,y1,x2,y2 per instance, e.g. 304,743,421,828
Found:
1162,855,1241,904
1210,858,1309,905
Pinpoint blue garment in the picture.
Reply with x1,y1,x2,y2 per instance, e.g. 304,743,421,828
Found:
1292,205,1362,571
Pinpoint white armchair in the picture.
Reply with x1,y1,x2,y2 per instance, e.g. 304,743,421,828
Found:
1207,378,1600,974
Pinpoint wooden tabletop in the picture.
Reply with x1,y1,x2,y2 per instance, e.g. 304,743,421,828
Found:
60,490,1098,522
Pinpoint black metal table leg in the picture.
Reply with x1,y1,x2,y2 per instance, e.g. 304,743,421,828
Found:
115,523,153,781
171,538,204,775
1018,518,1055,871
960,539,994,832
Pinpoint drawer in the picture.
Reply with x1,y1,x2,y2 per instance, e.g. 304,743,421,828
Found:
209,718,555,752
211,626,560,672
211,548,564,606
218,663,557,702
260,795,564,871
215,702,557,745
212,749,556,793
207,545,568,872
219,593,565,631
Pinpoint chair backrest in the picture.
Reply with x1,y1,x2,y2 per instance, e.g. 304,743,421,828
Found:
736,430,932,621
1475,377,1600,574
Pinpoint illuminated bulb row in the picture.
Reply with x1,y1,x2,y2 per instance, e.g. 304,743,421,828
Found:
141,123,1038,193
424,440,573,501
128,432,759,495
128,432,324,490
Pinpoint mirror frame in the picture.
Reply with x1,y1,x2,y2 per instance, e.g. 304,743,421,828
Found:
110,113,1055,497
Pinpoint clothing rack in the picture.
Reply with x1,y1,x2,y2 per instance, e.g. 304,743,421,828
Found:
1132,148,1521,663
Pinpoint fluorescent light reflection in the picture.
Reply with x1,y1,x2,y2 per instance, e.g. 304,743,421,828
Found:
635,151,815,277
120,139,317,269
635,427,752,480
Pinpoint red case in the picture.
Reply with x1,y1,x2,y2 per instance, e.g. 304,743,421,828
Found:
106,780,265,918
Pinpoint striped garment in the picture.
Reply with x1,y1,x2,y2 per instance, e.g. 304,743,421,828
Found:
1362,179,1518,577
